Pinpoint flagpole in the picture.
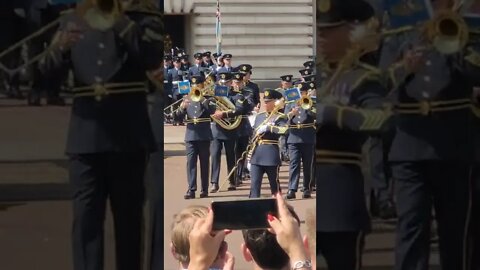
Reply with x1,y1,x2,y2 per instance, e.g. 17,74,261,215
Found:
216,0,222,55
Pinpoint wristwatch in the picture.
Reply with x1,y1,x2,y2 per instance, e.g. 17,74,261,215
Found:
292,260,312,270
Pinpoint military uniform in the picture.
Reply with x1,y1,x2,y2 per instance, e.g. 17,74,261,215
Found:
285,82,316,199
173,76,216,199
217,53,234,73
315,1,389,268
41,7,161,270
385,25,477,269
237,64,261,107
168,58,186,125
249,89,288,198
210,72,237,191
279,75,294,161
188,53,206,80
224,72,254,187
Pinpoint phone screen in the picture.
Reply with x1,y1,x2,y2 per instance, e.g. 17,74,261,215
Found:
211,198,278,230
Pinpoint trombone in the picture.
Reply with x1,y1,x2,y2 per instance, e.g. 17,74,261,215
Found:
0,17,63,76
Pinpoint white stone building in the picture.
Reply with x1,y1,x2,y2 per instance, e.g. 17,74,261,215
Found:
164,0,314,82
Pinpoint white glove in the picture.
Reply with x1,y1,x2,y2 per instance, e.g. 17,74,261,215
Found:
256,125,268,135
247,162,251,171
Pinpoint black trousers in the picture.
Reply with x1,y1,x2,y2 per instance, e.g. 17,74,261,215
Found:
391,161,472,270
472,166,480,270
317,231,364,270
69,151,147,270
148,150,163,270
186,141,210,193
210,138,236,185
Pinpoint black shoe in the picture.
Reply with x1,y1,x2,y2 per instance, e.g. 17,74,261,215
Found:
210,184,219,193
47,97,66,106
286,190,296,200
227,183,236,191
378,201,397,220
200,192,208,198
302,190,311,199
184,191,195,199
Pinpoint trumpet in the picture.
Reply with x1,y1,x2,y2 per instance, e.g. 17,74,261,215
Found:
297,96,314,110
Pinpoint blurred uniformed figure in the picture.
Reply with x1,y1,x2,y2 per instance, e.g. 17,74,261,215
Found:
237,64,261,108
188,52,206,80
40,0,161,268
173,75,216,199
315,0,390,268
163,55,173,108
303,60,315,70
279,74,294,161
217,53,233,73
229,72,254,187
168,56,186,125
249,89,288,198
381,0,479,269
285,82,316,199
0,1,27,99
203,51,215,67
181,54,190,70
209,71,237,192
29,0,71,106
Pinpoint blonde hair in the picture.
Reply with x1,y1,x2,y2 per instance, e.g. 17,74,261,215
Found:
170,205,208,263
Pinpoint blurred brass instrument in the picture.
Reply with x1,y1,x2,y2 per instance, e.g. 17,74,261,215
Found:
423,9,469,54
298,96,314,110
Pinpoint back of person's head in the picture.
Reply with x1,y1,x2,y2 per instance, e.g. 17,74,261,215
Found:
241,204,301,269
170,205,208,264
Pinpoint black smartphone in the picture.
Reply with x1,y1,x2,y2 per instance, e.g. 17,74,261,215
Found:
211,198,278,230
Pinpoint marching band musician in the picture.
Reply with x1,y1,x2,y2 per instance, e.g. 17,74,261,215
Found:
279,75,294,162
284,82,316,200
203,51,215,67
248,89,288,198
237,63,261,108
381,0,480,268
173,75,216,199
188,52,206,80
39,0,161,268
169,56,186,126
315,0,391,268
209,71,237,192
212,72,254,189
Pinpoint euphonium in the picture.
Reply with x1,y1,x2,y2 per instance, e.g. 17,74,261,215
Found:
424,10,469,54
189,85,204,102
211,94,242,130
298,96,313,110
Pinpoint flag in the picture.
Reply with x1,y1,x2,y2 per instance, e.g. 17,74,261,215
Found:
178,80,191,95
216,0,222,55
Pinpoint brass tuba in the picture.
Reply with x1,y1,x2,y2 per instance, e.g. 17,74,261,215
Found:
211,92,242,130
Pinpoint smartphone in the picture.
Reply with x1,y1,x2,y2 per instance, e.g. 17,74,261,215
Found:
211,198,278,230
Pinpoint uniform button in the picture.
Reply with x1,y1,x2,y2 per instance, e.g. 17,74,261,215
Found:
423,76,430,82
98,43,105,49
94,76,102,83
97,60,103,66
80,34,85,39
422,91,430,98
426,60,431,66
